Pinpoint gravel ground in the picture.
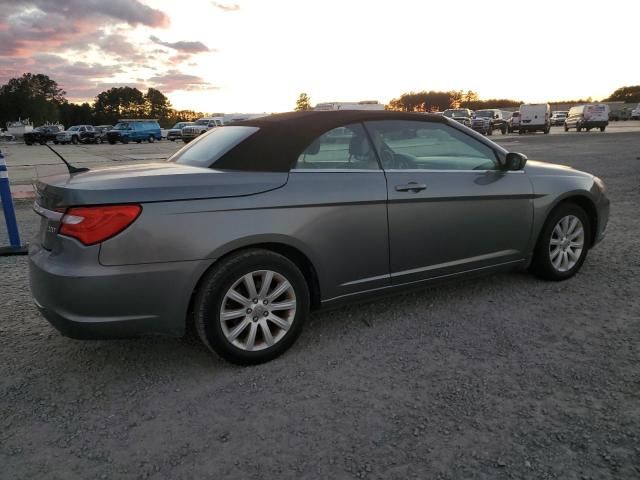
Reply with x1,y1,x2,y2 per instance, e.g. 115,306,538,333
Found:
1,131,639,479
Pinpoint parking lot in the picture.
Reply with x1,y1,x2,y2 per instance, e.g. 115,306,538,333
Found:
1,126,640,479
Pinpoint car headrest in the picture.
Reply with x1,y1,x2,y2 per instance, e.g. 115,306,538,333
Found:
349,134,370,156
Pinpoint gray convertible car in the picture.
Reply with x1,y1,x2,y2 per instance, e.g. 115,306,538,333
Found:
29,111,609,364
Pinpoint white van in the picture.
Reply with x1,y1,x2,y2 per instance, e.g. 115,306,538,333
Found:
519,104,551,134
564,104,609,132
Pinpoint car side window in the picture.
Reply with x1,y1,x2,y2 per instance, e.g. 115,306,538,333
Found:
295,123,380,170
364,120,498,171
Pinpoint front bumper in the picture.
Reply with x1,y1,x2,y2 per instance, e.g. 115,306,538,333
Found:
29,243,211,339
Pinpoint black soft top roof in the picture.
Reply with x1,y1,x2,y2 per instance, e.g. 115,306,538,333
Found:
214,110,448,172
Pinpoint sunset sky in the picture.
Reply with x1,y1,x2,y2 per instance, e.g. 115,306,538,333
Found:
1,0,637,113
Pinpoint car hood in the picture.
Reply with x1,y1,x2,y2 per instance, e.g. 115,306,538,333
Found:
34,162,289,209
524,160,592,178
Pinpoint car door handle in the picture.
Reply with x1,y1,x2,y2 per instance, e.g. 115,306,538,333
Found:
395,183,427,192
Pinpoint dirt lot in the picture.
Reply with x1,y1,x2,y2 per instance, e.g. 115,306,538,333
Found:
1,130,640,479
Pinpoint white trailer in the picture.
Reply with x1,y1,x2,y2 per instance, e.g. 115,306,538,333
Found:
314,101,385,111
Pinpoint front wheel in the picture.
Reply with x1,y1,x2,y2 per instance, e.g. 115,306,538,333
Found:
600,126,606,132
148,135,155,143
501,126,507,134
71,136,78,145
564,124,569,132
195,249,310,365
530,203,590,281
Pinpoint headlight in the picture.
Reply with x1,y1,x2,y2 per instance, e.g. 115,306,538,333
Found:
593,176,607,194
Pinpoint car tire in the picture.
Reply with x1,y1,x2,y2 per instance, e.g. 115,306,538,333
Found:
486,128,492,136
576,124,582,132
71,136,78,145
53,141,59,145
530,203,591,281
121,137,129,144
170,138,175,142
148,135,155,143
108,140,116,145
25,141,32,146
600,126,606,132
501,126,507,134
195,249,310,365
564,124,569,132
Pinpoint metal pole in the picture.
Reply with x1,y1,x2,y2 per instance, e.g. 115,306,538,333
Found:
0,149,28,256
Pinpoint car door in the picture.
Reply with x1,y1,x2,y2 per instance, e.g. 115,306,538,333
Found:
364,119,533,285
284,122,390,300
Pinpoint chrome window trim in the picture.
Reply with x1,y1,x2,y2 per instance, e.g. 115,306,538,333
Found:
290,168,383,173
384,169,525,174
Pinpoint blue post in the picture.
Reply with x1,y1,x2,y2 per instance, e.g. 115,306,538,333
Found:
0,149,28,256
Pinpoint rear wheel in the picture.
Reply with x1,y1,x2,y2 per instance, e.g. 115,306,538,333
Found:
195,249,310,365
530,203,590,281
600,126,606,132
576,124,582,132
501,126,507,134
71,136,79,145
121,137,129,144
148,135,155,143
564,124,569,132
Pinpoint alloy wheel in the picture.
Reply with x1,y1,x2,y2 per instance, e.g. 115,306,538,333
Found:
549,215,584,272
219,270,297,351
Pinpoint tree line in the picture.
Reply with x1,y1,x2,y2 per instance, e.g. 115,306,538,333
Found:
297,86,640,112
0,73,208,129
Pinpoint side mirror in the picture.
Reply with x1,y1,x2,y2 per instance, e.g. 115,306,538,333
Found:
504,152,527,171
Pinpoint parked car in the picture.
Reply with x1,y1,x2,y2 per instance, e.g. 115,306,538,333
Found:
24,125,64,145
443,108,473,127
93,125,113,144
181,117,224,143
30,111,609,365
519,104,551,134
631,104,640,120
564,104,610,132
56,125,96,145
471,109,508,135
551,111,568,126
508,111,520,133
167,122,195,141
106,120,162,144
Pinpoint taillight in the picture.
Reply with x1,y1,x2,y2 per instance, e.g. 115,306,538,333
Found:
59,205,141,245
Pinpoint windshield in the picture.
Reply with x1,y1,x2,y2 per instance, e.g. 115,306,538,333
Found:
68,126,80,131
475,111,494,118
195,119,210,125
169,126,260,167
554,112,567,117
113,123,130,130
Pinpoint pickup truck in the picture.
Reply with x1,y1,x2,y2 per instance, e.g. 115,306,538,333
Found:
24,125,64,145
181,117,224,143
470,109,508,135
55,125,97,144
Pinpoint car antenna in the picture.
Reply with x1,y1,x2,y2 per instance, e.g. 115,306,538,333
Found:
44,144,90,174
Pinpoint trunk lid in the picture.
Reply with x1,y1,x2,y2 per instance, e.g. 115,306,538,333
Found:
34,162,289,210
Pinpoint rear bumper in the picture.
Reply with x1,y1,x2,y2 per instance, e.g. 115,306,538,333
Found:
29,243,211,339
583,121,609,128
519,124,548,131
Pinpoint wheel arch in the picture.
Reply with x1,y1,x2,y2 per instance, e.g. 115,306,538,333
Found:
542,193,599,248
185,242,322,335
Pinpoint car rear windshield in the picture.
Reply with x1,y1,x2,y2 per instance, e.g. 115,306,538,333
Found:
169,126,260,168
